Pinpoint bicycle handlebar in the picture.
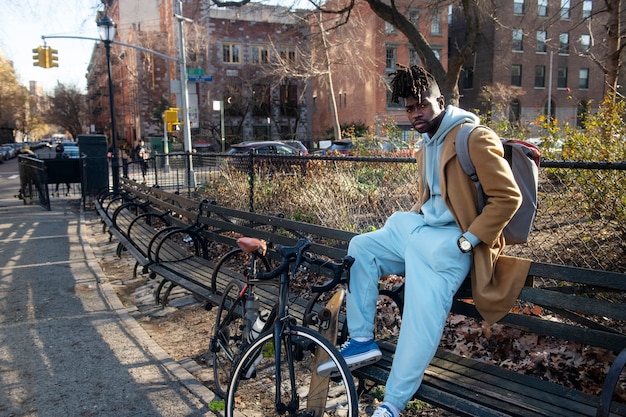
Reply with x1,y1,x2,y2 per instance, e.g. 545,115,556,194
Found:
252,238,354,292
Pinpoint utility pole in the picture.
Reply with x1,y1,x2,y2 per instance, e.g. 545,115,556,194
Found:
175,0,195,187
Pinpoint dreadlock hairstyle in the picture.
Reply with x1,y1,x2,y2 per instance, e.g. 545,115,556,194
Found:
389,64,439,104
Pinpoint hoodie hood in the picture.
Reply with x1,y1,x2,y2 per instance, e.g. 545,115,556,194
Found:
423,105,480,147
420,105,480,226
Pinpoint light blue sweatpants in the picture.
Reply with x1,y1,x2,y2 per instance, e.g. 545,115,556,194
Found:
346,211,471,409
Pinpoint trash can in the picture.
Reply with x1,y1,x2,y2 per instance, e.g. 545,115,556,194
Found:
77,134,108,196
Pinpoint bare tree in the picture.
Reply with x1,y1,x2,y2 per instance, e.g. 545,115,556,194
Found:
259,7,376,140
45,83,87,140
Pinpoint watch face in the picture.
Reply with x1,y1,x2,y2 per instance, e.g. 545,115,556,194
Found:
460,239,472,252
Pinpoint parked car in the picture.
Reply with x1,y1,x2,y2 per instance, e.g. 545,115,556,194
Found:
226,141,305,173
227,141,300,156
0,146,13,161
281,140,308,155
323,140,355,155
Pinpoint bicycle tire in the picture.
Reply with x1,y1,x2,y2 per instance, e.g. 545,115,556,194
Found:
210,279,245,398
210,247,271,293
226,325,358,417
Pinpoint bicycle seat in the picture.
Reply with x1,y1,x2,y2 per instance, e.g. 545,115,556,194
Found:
236,237,267,256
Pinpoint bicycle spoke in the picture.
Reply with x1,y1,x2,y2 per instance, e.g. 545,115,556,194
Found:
227,327,356,417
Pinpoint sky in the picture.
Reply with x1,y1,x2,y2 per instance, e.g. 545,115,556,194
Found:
0,0,103,94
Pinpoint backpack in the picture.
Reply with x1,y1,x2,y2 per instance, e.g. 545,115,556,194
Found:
456,124,541,245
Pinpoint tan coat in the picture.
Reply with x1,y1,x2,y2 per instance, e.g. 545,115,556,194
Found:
411,124,531,323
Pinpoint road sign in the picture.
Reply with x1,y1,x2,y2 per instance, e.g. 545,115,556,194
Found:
187,75,213,82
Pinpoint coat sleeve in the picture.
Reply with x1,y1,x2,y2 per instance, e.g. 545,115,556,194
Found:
466,128,522,247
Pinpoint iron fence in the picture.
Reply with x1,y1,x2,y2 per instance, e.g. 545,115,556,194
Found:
145,152,625,272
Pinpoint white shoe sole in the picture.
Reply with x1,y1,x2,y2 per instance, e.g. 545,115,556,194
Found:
317,349,381,377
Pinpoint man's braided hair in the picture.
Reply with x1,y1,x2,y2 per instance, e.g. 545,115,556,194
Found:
389,64,438,103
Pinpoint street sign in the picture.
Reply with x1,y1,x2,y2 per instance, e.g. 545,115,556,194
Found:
187,75,213,82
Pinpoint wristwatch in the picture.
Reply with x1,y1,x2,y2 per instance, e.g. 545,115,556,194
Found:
457,236,473,253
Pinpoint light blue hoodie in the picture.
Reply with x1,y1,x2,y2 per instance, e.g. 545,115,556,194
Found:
420,105,479,227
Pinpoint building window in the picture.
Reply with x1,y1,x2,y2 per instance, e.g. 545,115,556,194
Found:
251,45,270,64
579,68,589,89
582,0,592,18
280,46,296,64
536,30,547,53
432,47,442,61
222,42,241,64
252,84,271,117
409,9,419,25
560,0,570,19
513,29,524,51
431,10,442,35
535,65,546,88
514,0,525,14
409,48,420,66
385,22,396,34
538,0,548,16
385,77,403,108
253,124,271,141
280,83,298,117
386,46,397,70
224,84,244,117
580,34,591,53
463,67,474,89
557,67,568,88
559,33,569,54
511,64,523,86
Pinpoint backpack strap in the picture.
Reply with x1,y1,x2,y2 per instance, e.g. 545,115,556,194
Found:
455,123,486,213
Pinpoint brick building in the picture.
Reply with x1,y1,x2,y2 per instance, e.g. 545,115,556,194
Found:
202,4,310,148
450,0,607,131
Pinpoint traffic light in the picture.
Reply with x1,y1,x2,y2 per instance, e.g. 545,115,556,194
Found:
164,108,181,132
31,46,58,68
48,48,59,68
32,46,45,67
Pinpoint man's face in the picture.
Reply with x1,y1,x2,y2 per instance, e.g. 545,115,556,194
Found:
404,91,445,135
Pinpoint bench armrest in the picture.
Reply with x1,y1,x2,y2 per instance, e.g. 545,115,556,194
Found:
597,346,626,417
152,227,208,264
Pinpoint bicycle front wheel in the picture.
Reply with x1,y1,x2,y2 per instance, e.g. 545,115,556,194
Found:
210,279,245,398
226,325,357,417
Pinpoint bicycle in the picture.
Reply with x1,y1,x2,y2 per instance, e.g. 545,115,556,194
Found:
210,237,358,416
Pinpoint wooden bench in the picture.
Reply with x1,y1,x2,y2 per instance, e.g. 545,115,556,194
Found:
94,184,195,278
104,181,626,417
94,189,132,238
147,198,355,317
353,263,626,417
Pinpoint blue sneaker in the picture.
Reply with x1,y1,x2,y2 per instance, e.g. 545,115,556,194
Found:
317,339,381,377
371,404,398,417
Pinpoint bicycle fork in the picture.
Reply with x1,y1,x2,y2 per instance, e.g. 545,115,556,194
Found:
274,269,301,414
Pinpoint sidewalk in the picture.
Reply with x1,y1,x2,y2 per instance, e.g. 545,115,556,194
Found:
0,186,215,416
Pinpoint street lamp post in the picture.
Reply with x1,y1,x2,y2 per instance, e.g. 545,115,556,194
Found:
98,15,120,192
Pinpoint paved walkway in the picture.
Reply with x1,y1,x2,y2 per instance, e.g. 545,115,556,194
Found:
0,174,217,416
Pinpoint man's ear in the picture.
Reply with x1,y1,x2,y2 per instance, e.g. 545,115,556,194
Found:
437,95,445,109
